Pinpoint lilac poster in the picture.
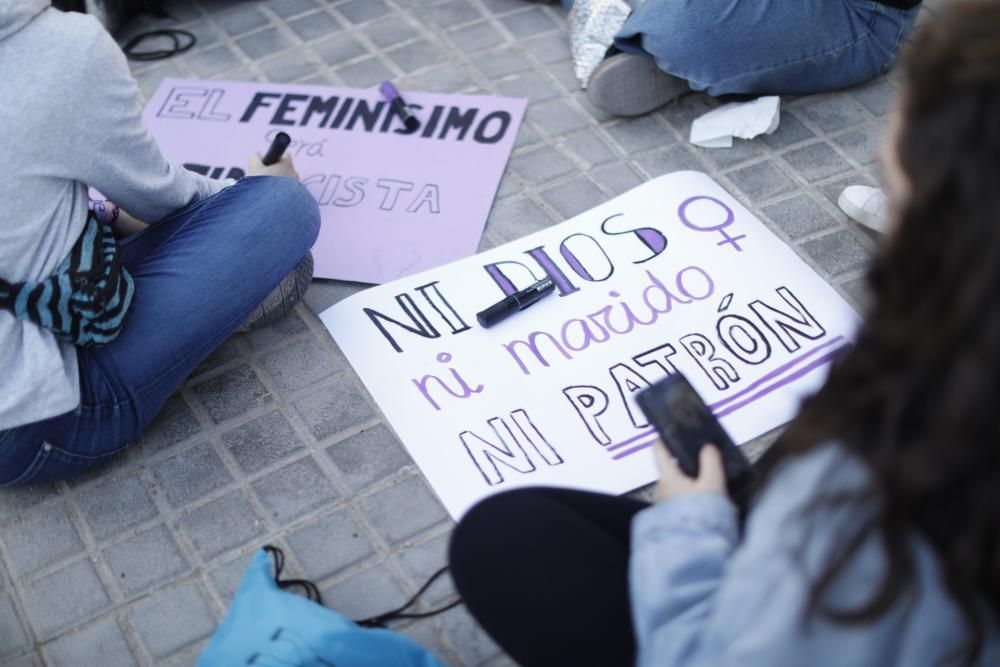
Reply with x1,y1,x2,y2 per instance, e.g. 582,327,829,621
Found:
321,172,862,519
143,78,526,283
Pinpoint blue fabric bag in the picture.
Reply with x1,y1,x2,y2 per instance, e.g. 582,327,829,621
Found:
197,548,445,667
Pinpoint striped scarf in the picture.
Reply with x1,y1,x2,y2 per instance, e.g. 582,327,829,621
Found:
0,213,134,347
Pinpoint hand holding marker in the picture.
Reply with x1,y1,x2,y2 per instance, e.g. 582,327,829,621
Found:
262,131,291,166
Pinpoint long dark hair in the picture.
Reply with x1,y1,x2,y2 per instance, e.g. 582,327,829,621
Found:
769,2,1000,663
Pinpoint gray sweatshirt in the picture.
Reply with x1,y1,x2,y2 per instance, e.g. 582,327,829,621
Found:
0,1,227,430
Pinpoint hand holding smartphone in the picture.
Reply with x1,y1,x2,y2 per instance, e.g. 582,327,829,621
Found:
635,373,756,507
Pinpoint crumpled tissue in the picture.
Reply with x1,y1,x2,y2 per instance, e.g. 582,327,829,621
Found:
689,96,781,148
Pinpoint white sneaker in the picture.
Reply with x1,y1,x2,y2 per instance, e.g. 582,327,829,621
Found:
838,185,889,234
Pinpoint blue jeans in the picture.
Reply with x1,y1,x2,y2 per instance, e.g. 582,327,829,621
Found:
576,0,920,95
0,176,320,485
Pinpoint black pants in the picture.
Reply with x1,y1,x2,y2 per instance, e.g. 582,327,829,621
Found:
449,488,648,667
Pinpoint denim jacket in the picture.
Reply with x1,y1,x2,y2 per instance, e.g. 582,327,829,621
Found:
629,445,999,666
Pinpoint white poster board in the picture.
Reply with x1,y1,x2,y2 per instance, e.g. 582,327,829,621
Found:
321,172,861,518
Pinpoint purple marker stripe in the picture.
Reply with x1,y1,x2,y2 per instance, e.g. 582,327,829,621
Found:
708,336,846,412
607,428,657,452
611,438,657,461
714,344,850,419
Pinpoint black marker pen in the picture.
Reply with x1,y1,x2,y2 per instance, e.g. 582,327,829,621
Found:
476,277,556,328
262,131,291,166
379,80,420,131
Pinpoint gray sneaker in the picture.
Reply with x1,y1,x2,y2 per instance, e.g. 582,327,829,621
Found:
586,52,689,117
237,251,314,332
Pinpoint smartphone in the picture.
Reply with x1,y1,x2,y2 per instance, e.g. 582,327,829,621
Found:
635,372,756,502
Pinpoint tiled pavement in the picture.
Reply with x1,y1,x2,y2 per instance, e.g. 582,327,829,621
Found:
0,0,946,664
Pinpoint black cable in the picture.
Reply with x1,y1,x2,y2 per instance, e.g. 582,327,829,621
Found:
356,565,462,628
122,28,195,61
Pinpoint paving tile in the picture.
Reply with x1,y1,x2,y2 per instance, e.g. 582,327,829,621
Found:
781,142,853,183
400,61,477,93
288,10,340,42
206,551,256,605
358,476,449,545
400,620,455,665
633,144,703,178
0,484,59,521
312,32,368,66
179,490,265,560
250,457,340,522
833,124,883,167
606,115,674,153
221,410,305,474
509,145,575,183
528,98,591,137
693,139,763,170
259,335,342,394
793,94,870,133
191,364,272,423
0,653,39,667
761,195,840,240
336,57,396,88
190,336,245,378
21,559,110,641
235,26,293,61
800,230,875,277
0,502,83,577
268,0,320,19
214,4,269,37
76,475,159,542
387,39,448,74
294,374,376,441
136,394,202,455
42,616,137,667
520,33,571,65
541,175,609,219
500,7,559,38
150,441,234,509
849,79,899,116
660,93,717,135
470,48,533,79
395,533,455,605
259,49,323,83
438,605,503,666
512,121,543,149
185,44,241,78
326,423,412,491
243,309,310,353
365,15,419,48
426,0,483,26
303,280,368,314
0,595,30,661
841,275,873,312
559,129,617,166
321,563,408,620
481,0,529,14
337,0,391,24
285,510,374,579
495,70,560,102
486,196,554,245
448,21,504,54
103,525,191,598
131,584,215,660
726,160,799,202
759,111,816,150
594,163,644,195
